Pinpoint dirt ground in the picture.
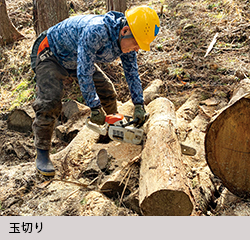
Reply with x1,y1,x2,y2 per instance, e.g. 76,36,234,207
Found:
1,0,250,216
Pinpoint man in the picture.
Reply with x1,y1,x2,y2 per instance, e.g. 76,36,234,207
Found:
30,5,160,176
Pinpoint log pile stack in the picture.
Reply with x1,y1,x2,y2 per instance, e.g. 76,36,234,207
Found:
46,78,250,215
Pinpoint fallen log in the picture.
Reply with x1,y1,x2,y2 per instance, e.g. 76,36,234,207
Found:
205,78,250,198
228,78,250,105
143,79,163,105
139,97,193,216
98,142,142,199
99,168,131,199
118,79,163,114
61,100,89,123
51,125,100,178
55,108,90,143
176,89,229,213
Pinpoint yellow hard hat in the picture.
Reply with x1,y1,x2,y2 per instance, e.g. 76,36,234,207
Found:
125,5,160,51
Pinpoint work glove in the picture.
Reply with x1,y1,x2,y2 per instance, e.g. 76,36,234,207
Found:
133,104,146,127
90,106,106,125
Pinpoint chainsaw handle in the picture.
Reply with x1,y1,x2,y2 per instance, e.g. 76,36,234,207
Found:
122,113,150,128
122,118,139,127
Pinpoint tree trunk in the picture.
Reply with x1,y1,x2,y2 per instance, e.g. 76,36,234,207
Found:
106,0,127,13
139,97,194,216
0,0,24,46
205,78,250,199
33,0,69,36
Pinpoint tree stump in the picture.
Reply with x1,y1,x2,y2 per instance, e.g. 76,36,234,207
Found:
139,97,193,215
205,79,250,198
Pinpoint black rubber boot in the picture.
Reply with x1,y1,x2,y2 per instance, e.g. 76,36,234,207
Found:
35,149,55,176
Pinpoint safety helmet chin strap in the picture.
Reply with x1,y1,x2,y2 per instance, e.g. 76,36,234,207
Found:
118,31,134,48
121,33,134,39
118,18,134,48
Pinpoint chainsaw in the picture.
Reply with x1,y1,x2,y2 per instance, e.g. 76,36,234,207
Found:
85,113,149,145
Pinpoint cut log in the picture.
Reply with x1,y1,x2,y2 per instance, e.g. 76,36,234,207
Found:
99,168,131,198
228,78,250,105
118,80,163,115
81,149,109,180
117,99,134,116
139,97,193,216
55,108,90,143
61,100,89,123
51,125,100,178
143,79,163,105
175,89,227,213
205,78,250,199
96,149,109,170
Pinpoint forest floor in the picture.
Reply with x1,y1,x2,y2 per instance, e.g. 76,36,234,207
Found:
1,0,250,216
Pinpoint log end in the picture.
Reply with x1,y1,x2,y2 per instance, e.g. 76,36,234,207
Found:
205,97,250,198
140,190,193,216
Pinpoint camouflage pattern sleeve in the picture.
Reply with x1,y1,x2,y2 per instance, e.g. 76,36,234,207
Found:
120,52,144,105
76,26,107,108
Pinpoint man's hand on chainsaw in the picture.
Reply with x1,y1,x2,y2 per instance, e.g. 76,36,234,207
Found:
90,106,106,125
133,104,146,127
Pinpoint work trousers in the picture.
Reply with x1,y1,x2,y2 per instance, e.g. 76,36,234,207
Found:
32,48,117,150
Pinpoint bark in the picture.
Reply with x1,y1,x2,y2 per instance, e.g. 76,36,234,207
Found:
99,168,131,198
51,125,100,179
106,0,127,13
175,89,228,213
139,97,193,216
33,0,69,36
55,107,90,143
117,79,163,114
205,78,250,199
0,0,24,46
143,79,163,105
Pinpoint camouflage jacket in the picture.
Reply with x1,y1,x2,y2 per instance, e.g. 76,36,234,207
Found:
47,11,144,108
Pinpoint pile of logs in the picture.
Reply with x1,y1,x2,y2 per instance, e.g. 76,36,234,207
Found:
8,77,247,215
